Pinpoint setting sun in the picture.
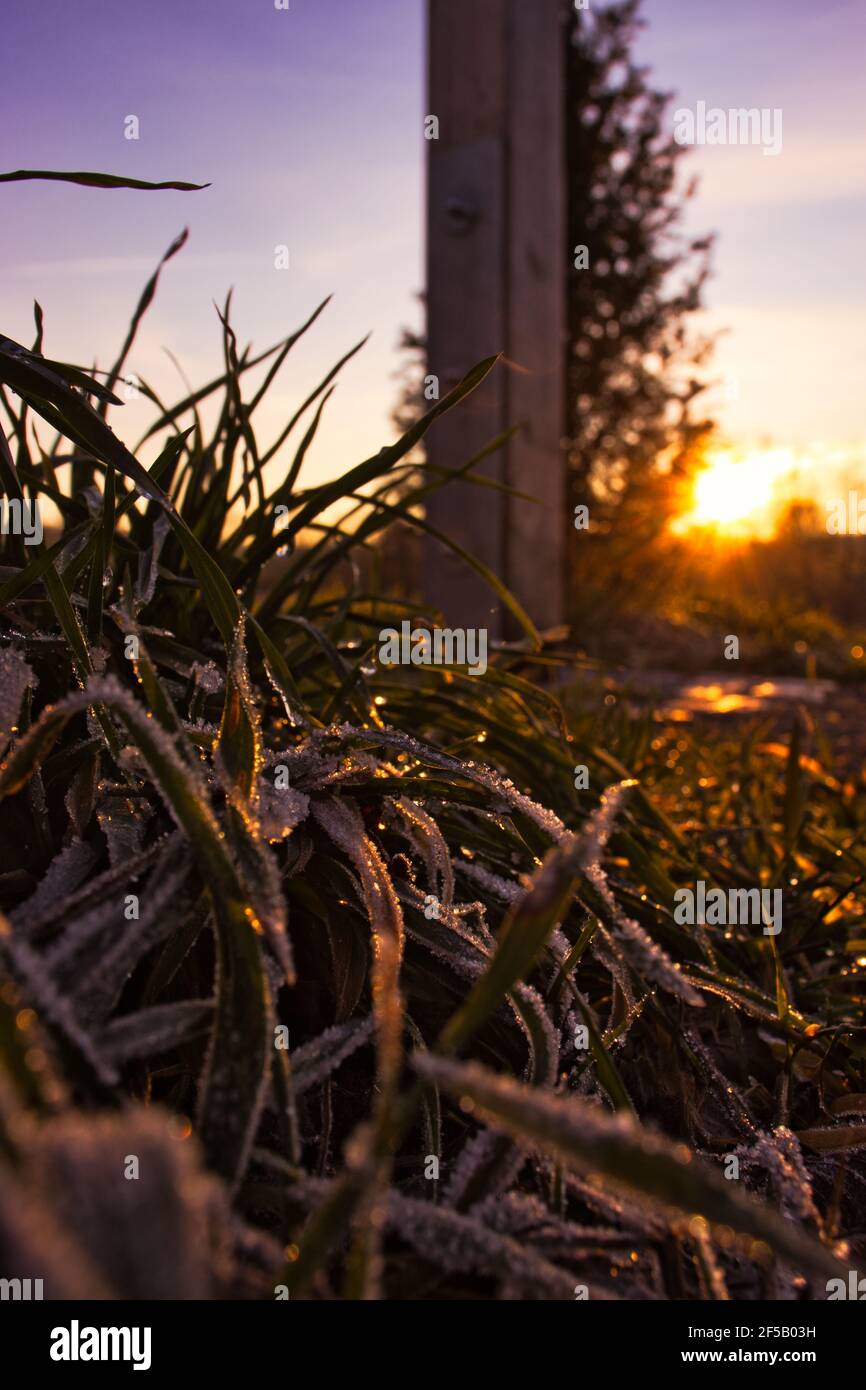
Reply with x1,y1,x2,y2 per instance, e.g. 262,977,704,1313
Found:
672,447,801,538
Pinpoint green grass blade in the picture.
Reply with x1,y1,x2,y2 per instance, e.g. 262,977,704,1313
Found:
438,832,588,1056
0,679,271,1187
414,1052,844,1282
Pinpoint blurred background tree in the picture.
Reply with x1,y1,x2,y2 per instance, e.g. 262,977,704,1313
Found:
394,1,716,624
565,0,715,617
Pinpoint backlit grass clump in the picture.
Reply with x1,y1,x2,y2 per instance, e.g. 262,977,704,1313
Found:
0,171,863,1299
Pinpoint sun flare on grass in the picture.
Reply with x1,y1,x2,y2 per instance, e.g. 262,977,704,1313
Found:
672,447,800,538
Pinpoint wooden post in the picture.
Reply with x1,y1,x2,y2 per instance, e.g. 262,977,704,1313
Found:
425,0,568,638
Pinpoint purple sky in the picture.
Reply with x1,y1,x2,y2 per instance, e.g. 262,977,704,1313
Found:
1,0,426,490
635,0,865,462
2,0,863,492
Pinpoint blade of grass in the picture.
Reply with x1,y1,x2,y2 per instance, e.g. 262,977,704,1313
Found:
414,1052,844,1282
0,169,209,191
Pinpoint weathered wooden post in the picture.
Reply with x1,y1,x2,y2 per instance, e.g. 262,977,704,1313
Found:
425,0,569,639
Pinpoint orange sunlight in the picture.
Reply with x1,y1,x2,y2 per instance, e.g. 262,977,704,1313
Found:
671,447,802,539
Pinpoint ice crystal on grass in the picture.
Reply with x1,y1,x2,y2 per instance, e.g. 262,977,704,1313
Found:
393,796,454,905
578,779,636,856
77,851,194,1020
17,838,171,941
134,510,171,612
190,660,224,697
457,858,523,904
64,747,100,837
11,839,99,934
1,677,211,823
24,1108,232,1298
337,723,570,839
401,872,491,953
512,980,561,1085
258,777,310,841
584,860,703,1006
475,1193,660,1297
477,1190,622,1250
590,929,638,1014
0,929,118,1088
443,1127,528,1211
227,810,294,983
413,1052,841,1281
214,615,264,815
0,644,35,756
683,1025,758,1139
384,1188,581,1300
100,999,215,1064
566,1173,668,1239
44,896,123,978
573,782,703,1007
312,796,404,1101
740,1127,824,1231
401,865,560,1083
97,792,148,866
289,1016,375,1096
693,1225,730,1300
402,896,489,983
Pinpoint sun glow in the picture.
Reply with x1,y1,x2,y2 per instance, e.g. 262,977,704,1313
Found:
672,447,800,538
